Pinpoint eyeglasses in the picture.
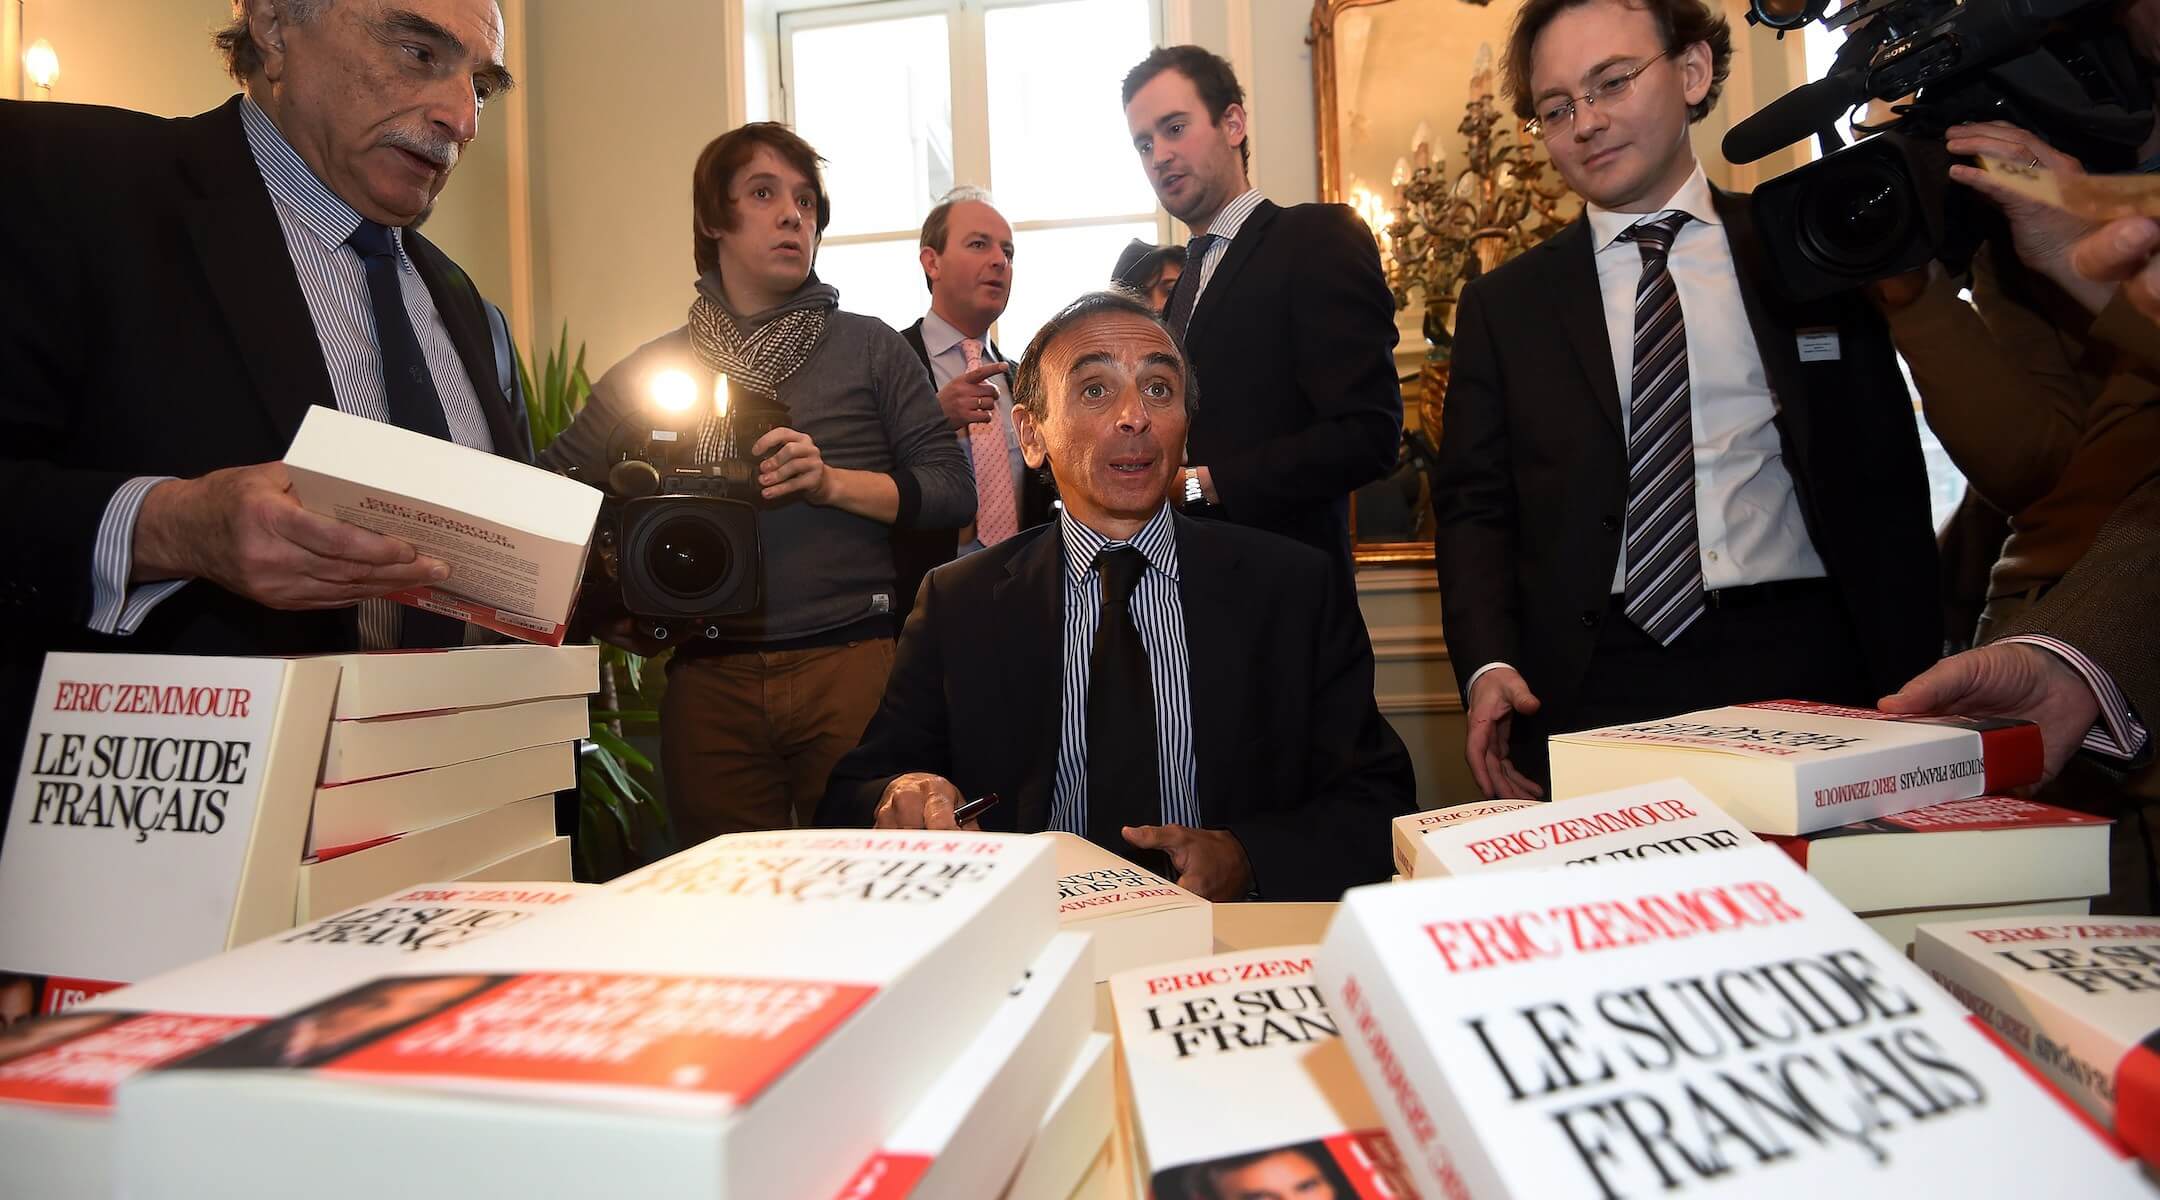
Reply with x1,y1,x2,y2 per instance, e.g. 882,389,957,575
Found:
1523,51,1675,140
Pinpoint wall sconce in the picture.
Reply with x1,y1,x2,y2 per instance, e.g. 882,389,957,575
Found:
23,37,57,96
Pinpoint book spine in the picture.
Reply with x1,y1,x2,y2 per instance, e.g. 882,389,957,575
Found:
381,585,567,647
2110,1030,2160,1168
1922,950,2119,1131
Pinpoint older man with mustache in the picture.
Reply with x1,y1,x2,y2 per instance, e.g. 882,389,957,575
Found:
0,0,532,845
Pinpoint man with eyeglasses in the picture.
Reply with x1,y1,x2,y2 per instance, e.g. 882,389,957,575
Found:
1431,0,1940,798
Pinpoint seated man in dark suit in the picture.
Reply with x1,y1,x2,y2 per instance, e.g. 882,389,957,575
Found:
821,292,1415,901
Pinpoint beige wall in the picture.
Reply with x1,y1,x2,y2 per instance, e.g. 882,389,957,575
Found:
523,0,735,377
17,0,233,113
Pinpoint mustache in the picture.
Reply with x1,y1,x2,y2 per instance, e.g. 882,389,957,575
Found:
380,126,459,170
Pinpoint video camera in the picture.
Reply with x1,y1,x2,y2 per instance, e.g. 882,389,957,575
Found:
565,369,784,644
1722,0,2151,299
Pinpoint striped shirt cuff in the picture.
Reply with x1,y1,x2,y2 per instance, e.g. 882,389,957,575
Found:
1999,634,2150,761
89,476,190,636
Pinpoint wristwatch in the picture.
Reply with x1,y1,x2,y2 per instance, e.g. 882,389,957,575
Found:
1181,467,1205,506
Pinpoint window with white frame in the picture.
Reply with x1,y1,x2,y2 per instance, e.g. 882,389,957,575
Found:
779,0,1166,350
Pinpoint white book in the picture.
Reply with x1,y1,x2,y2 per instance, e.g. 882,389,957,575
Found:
1110,946,1418,1198
117,830,1056,1199
0,881,590,1200
1048,832,1211,981
1550,701,2045,835
1865,899,2091,958
1406,780,1757,877
294,796,559,921
1917,914,2160,1165
1004,1034,1116,1200
1393,801,1539,877
835,932,1093,1199
324,643,600,719
459,835,573,883
1316,846,2139,1198
318,695,588,785
0,653,340,1003
309,742,575,855
1762,794,2112,913
284,405,603,645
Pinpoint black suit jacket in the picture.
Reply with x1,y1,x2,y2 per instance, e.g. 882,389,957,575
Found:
1180,201,1403,573
0,97,530,817
1431,188,1940,714
889,319,1056,621
819,512,1416,899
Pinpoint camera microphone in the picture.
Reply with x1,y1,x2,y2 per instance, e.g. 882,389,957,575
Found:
1722,70,1871,163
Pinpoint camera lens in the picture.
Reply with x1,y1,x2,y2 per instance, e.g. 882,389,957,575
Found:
1797,159,1913,273
647,514,732,599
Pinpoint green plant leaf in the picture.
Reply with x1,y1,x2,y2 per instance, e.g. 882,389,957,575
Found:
580,759,635,843
587,726,654,773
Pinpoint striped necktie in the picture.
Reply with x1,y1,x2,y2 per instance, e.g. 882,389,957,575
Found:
1617,211,1704,647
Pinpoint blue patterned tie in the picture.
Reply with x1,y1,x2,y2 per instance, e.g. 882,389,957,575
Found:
1617,212,1704,646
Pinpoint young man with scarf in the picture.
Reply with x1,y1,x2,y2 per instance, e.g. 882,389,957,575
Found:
542,124,972,845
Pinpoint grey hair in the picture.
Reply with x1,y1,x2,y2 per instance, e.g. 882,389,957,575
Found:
214,0,334,83
1012,290,1200,421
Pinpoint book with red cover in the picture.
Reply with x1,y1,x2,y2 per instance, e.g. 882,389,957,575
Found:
0,881,590,1200
1110,946,1417,1199
1549,700,2045,835
1917,915,2160,1170
1316,846,2137,1198
1764,794,2111,914
117,830,1055,1199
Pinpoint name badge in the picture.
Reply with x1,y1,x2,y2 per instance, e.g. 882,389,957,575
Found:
1796,328,1842,362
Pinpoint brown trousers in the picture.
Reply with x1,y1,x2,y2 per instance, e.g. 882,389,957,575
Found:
659,638,895,847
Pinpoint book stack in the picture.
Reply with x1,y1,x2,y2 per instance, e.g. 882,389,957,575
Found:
1047,832,1211,981
0,645,595,1009
1394,781,1756,879
1917,915,2160,1169
1109,946,1415,1199
1548,700,2044,835
1768,795,2112,954
298,643,599,919
1315,846,2140,1196
0,881,592,1200
113,830,1070,1198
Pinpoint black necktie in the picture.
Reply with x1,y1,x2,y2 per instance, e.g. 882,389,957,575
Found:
1163,233,1221,340
1085,546,1169,877
348,219,464,649
347,219,452,442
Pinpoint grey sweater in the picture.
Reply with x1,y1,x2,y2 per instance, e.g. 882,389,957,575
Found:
541,280,973,644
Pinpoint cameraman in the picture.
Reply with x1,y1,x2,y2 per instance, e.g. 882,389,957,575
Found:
1873,119,2160,645
541,124,972,845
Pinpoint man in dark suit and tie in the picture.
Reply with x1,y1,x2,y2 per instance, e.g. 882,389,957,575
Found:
0,0,528,835
892,187,1056,620
1432,0,1941,799
1120,46,1403,578
821,292,1415,900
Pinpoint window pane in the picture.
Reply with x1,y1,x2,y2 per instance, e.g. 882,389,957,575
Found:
790,15,953,237
998,221,1159,354
986,0,1158,221
817,238,932,333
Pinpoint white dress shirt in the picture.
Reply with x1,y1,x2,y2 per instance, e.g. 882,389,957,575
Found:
1587,163,1826,594
920,308,1025,556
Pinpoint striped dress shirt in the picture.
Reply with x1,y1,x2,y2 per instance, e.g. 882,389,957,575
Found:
1184,187,1265,313
1050,504,1202,836
89,98,492,648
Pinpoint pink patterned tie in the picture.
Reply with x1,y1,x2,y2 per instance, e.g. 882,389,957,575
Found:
963,337,1019,546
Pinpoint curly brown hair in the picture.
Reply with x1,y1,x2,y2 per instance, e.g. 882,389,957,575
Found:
1501,0,1732,124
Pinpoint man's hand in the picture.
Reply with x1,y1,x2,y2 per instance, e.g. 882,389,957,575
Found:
1465,666,1545,799
2072,217,2160,325
873,772,978,830
1945,123,2108,311
1122,824,1252,900
753,427,834,505
131,462,448,609
937,361,1008,431
1880,642,2101,783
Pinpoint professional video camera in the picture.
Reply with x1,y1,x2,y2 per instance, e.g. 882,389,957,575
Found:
565,369,783,644
1722,0,2151,299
